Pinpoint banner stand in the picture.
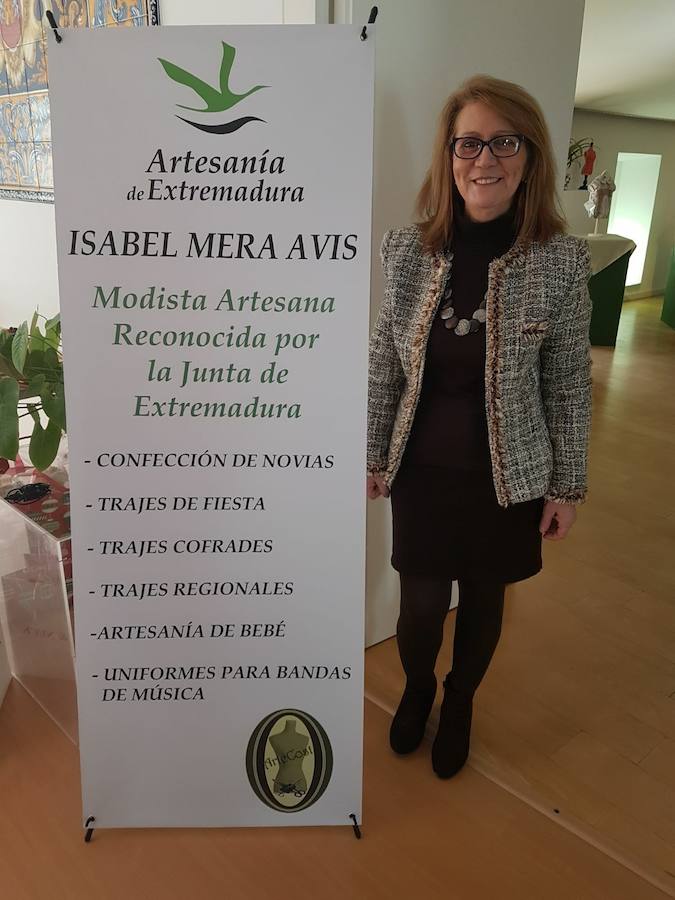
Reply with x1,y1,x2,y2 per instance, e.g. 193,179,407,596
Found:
47,5,381,44
84,817,95,843
44,9,64,43
82,813,362,844
48,9,377,839
360,6,379,41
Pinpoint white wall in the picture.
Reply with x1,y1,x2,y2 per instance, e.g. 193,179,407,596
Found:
562,108,675,298
0,201,59,324
157,0,326,25
160,0,283,25
336,0,586,646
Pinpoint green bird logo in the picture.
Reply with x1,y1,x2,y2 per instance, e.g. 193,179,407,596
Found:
158,42,268,134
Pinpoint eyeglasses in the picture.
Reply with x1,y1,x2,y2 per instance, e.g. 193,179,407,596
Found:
5,483,51,505
450,134,525,159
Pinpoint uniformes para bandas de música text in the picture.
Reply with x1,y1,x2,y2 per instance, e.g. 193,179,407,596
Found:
101,665,351,681
101,667,354,702
99,665,353,703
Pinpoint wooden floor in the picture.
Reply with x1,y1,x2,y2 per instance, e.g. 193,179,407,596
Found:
367,296,675,896
0,679,669,900
0,297,673,899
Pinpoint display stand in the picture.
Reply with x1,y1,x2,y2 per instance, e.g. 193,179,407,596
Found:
0,462,77,743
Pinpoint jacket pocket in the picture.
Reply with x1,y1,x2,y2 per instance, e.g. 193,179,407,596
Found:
520,319,549,343
519,319,549,349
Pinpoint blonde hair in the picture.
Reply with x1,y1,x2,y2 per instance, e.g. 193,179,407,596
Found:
415,74,568,254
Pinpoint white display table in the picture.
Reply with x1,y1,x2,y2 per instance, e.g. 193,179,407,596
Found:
583,233,636,276
0,464,77,742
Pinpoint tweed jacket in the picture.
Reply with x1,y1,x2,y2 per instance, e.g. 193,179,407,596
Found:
367,225,593,508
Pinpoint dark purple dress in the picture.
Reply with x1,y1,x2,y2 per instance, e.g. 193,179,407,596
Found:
390,200,544,583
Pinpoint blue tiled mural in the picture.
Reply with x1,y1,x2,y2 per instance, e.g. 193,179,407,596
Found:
0,0,159,201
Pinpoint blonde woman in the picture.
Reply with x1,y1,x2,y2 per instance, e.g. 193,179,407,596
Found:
367,75,592,779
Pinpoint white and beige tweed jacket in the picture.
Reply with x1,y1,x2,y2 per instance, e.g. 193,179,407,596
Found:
367,225,593,508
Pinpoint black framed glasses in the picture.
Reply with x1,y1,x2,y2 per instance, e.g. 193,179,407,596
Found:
450,134,525,159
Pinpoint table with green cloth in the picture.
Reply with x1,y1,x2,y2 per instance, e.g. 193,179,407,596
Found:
574,233,636,347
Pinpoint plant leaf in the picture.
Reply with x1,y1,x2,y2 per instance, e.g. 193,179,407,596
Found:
45,313,60,333
0,353,22,380
44,326,60,350
29,416,61,471
0,330,12,360
44,313,61,350
11,321,29,374
26,402,41,426
43,346,62,379
0,377,19,460
23,348,44,381
42,382,66,431
29,313,42,354
26,373,46,398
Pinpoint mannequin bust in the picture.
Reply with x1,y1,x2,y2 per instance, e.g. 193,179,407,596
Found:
269,719,310,797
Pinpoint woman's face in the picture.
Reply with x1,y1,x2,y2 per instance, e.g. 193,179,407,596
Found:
451,101,528,222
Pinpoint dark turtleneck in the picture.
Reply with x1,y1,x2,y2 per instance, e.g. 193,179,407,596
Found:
401,195,519,472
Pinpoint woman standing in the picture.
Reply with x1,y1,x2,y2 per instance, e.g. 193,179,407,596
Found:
367,75,593,779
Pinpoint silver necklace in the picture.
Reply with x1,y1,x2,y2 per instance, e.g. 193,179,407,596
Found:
439,252,487,336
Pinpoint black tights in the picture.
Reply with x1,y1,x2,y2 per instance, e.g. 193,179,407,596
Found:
396,574,506,696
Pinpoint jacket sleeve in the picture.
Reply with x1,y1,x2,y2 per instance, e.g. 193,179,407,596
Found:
367,229,405,474
540,238,593,505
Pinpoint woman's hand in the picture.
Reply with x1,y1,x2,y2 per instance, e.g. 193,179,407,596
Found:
539,499,577,540
367,473,390,499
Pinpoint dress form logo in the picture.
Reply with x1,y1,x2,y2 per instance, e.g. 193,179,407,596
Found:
246,710,333,812
158,41,268,134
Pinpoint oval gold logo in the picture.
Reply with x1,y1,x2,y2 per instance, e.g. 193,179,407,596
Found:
246,709,333,812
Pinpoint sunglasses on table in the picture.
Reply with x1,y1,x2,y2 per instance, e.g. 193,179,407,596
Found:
5,483,52,504
450,134,526,159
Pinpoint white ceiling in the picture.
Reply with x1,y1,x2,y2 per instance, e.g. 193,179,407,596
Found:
575,0,675,120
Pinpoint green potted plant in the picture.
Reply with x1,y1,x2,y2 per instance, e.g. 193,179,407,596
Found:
0,312,66,473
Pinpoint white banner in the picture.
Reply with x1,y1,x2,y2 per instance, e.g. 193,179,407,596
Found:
49,24,373,828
